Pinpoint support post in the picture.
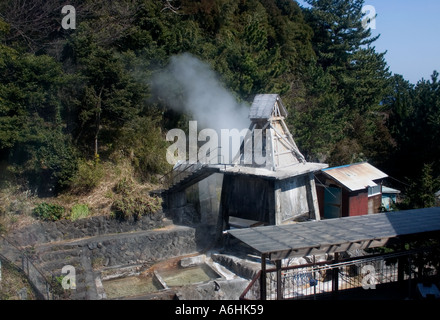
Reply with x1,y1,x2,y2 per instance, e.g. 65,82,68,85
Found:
332,253,339,298
275,260,283,300
306,172,321,221
397,257,405,284
260,254,267,300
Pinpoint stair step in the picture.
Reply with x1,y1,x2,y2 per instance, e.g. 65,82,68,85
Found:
38,248,80,263
38,257,82,275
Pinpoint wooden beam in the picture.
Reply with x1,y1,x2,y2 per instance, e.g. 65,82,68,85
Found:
271,125,305,162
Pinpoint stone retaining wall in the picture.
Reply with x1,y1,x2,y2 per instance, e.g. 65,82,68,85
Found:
9,211,166,247
82,226,197,268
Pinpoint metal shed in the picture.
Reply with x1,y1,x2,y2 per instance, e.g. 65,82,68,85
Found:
320,162,388,192
315,162,388,218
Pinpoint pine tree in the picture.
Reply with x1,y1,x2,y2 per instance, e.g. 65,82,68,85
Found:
302,0,392,165
304,0,378,74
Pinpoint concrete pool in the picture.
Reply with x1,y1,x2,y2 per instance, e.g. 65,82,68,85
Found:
102,274,162,299
100,254,229,299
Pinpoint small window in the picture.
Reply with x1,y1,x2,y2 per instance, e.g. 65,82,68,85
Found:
368,185,381,196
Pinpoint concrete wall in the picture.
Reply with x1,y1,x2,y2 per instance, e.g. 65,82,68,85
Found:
198,173,223,226
275,173,320,224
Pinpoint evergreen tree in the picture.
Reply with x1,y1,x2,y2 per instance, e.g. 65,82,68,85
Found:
66,32,145,157
401,164,439,209
301,0,392,164
0,21,78,194
304,0,378,74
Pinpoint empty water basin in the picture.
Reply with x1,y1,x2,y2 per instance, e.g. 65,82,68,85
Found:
102,275,163,299
100,255,225,299
157,263,221,287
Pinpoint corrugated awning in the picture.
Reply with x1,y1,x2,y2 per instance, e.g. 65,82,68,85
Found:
321,162,388,192
228,207,440,261
382,186,401,194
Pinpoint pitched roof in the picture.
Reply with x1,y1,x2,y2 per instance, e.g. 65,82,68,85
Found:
249,94,288,120
321,162,388,192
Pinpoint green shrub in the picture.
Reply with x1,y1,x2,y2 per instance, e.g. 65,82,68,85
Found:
68,159,104,195
113,117,171,181
70,204,90,221
32,202,64,221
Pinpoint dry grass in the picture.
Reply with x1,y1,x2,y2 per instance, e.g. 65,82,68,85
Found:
0,159,164,233
0,258,37,300
55,159,162,216
0,185,39,233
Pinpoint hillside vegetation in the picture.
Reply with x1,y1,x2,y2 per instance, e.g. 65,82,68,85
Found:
0,0,439,232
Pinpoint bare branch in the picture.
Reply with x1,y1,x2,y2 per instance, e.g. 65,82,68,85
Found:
0,0,82,52
161,0,181,15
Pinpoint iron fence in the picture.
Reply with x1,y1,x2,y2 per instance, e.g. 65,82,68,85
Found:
0,234,54,300
240,247,439,300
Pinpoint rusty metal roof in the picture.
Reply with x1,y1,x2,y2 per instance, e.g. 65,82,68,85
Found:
228,207,440,260
249,94,288,120
321,162,388,192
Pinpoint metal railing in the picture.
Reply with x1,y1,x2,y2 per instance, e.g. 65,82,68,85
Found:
0,234,54,300
240,247,439,300
160,147,229,189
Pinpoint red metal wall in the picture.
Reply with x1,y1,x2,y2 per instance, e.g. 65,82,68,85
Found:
315,183,371,218
348,191,368,216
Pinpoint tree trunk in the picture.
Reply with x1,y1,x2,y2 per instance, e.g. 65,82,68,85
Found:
94,86,104,158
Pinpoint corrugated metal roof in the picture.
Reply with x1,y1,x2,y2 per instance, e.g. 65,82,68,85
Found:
228,207,440,260
382,186,401,194
249,94,288,120
321,162,388,192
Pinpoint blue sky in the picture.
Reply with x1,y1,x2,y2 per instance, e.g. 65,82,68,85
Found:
296,0,440,84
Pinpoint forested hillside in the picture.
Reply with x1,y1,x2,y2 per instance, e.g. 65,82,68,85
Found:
0,0,439,217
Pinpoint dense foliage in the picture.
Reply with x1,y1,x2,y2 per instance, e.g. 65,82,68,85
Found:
32,202,65,221
0,0,438,208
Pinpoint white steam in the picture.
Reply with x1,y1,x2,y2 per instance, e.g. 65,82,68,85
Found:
151,53,250,133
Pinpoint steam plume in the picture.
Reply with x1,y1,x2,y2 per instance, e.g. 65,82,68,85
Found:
151,53,250,133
